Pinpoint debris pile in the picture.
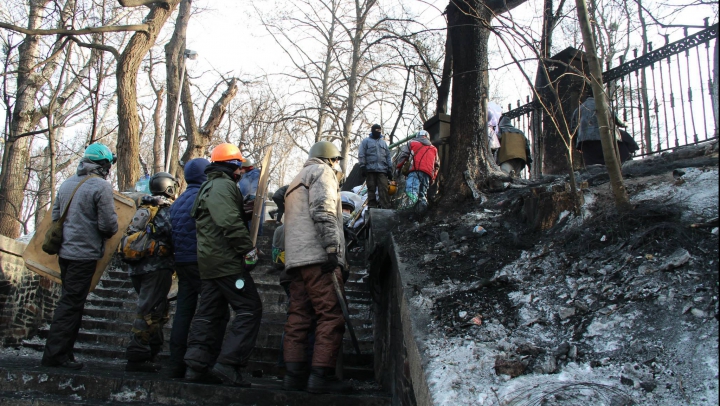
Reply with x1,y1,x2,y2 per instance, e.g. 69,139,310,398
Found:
396,162,718,405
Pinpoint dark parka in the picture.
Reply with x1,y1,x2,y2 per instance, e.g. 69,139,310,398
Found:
170,158,209,264
191,167,254,280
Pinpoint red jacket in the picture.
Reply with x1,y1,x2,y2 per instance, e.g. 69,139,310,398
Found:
397,138,440,180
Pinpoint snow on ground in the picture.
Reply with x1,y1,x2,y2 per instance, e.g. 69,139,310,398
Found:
399,162,718,405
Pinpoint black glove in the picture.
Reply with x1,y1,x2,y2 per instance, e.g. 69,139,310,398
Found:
321,253,339,274
360,166,367,177
386,170,393,181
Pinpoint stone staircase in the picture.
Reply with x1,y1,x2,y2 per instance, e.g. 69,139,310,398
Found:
6,222,386,405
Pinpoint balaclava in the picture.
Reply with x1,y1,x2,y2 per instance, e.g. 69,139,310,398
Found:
371,124,382,139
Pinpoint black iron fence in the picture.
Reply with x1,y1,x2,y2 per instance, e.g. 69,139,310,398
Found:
502,21,718,167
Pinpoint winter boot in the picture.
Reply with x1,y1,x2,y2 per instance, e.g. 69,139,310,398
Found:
283,362,308,391
211,363,251,387
125,360,162,373
306,367,353,394
184,360,222,384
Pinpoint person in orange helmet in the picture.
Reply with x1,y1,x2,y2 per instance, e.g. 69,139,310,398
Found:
183,143,262,387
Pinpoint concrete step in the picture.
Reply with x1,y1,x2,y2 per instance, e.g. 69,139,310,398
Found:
245,360,375,381
0,390,169,405
0,358,390,406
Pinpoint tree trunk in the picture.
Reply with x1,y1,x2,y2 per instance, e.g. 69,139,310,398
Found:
439,1,507,201
316,7,337,143
181,78,239,164
152,87,165,173
575,0,630,210
165,0,192,175
436,27,453,116
116,0,180,191
531,0,555,178
0,0,50,238
340,0,376,174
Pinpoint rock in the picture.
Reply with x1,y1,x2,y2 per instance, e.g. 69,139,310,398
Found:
494,357,527,378
638,264,657,275
640,380,657,392
422,254,438,264
440,231,451,246
553,342,570,357
658,248,691,271
517,343,544,356
459,311,468,318
433,242,444,250
558,307,576,320
712,227,718,235
537,354,557,374
691,308,707,318
568,345,578,359
620,375,634,386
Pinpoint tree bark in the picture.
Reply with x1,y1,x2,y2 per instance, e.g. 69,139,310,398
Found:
575,0,630,210
116,0,180,191
0,0,51,238
165,0,192,177
436,27,453,116
439,1,508,202
152,87,165,173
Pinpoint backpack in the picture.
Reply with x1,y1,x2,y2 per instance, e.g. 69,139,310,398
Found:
118,204,169,262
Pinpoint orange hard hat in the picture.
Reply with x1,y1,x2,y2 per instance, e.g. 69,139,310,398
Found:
388,183,398,196
210,143,245,165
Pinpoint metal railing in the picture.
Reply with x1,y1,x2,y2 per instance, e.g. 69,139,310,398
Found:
502,21,718,162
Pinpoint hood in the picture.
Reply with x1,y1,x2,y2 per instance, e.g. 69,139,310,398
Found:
412,136,433,146
76,158,107,178
184,158,210,186
205,162,239,181
499,116,524,135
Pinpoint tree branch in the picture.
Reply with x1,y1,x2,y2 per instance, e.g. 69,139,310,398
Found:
68,36,120,59
0,22,149,36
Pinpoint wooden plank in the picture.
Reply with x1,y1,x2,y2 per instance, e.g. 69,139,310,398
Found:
249,146,273,246
22,192,136,291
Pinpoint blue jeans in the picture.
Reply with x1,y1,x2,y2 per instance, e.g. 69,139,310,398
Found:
405,171,431,203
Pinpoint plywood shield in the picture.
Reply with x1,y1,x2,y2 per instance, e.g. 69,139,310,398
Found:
22,192,137,292
250,146,273,246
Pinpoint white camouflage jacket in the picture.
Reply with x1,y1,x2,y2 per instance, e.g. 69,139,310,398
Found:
283,157,346,271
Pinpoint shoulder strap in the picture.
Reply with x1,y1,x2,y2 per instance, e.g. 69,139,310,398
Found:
58,175,98,224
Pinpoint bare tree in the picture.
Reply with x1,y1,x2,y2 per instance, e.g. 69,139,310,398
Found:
438,0,528,201
575,0,630,210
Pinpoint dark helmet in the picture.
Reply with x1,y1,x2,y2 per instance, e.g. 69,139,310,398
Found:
149,172,178,198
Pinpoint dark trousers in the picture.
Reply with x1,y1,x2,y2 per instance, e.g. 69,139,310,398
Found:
185,273,263,369
366,172,391,209
169,263,229,368
126,268,172,362
42,258,97,365
272,196,285,223
284,265,345,368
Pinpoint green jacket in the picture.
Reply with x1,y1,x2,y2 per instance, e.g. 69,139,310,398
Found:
191,170,254,279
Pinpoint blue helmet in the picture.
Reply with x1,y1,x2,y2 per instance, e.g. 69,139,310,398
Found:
84,143,116,165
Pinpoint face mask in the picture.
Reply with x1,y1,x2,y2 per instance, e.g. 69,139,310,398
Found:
342,212,352,224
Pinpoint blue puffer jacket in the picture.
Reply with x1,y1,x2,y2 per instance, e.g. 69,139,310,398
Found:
238,168,261,199
358,135,392,173
170,158,210,263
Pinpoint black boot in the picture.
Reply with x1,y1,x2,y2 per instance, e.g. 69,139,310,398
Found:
283,362,308,391
211,363,251,388
306,367,353,394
